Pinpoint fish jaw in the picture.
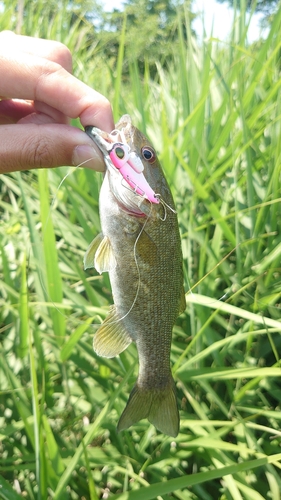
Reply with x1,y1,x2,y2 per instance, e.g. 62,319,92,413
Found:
85,125,114,155
85,124,160,205
85,126,153,217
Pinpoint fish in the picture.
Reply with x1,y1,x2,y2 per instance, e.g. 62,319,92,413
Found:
84,115,186,437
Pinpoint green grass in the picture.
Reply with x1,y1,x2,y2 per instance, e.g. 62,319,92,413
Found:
1,2,281,499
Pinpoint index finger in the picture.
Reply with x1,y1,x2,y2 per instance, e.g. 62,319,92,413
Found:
0,49,114,132
0,31,73,72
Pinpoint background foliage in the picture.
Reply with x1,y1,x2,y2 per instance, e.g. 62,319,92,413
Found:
216,0,279,14
1,0,281,499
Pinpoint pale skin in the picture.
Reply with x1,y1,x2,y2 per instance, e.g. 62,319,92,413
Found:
0,31,115,174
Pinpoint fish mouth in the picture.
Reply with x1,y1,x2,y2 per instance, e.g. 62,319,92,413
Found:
85,125,149,217
85,126,115,156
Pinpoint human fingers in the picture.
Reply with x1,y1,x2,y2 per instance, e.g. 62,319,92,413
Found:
0,99,35,124
0,123,106,173
0,31,72,72
0,33,114,132
0,99,68,125
0,32,72,126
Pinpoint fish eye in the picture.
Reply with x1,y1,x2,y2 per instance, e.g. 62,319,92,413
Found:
141,146,156,163
115,146,125,159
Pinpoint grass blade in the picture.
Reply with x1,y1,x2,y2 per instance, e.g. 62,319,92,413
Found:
111,455,281,500
38,169,65,345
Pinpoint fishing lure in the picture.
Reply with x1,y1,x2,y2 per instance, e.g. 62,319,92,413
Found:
85,127,160,204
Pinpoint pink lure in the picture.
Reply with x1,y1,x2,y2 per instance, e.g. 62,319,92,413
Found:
109,143,159,204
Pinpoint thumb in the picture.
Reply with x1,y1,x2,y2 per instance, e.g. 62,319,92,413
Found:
0,123,105,173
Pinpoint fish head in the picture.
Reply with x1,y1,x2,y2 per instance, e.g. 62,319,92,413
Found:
85,115,172,218
113,115,165,193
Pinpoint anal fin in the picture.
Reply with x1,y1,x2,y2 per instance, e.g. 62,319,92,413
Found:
94,306,132,358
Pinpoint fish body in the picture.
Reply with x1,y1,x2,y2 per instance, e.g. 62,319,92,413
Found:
84,115,185,437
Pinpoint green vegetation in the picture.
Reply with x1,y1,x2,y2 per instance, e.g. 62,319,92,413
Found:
1,1,281,498
217,0,278,14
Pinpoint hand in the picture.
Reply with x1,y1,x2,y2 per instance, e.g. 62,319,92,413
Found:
0,31,115,173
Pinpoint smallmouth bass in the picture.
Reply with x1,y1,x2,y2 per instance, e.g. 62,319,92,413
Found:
84,115,185,437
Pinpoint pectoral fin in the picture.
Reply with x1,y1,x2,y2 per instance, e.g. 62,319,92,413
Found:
84,233,116,274
94,306,132,358
84,233,103,270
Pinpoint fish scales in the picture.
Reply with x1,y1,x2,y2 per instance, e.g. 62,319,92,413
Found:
84,115,186,437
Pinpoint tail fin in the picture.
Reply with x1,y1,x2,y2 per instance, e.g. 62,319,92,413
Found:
117,376,179,437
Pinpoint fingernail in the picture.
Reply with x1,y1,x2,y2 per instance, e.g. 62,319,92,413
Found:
72,145,105,171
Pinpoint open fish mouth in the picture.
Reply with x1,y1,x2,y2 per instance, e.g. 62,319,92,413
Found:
85,126,148,217
85,126,115,155
85,124,177,220
85,125,160,206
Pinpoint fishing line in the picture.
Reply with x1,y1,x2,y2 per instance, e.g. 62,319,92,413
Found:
92,199,154,330
94,182,185,326
38,157,102,326
112,201,153,323
39,168,255,337
157,196,177,221
45,157,97,222
38,139,277,334
107,187,185,323
39,156,154,333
